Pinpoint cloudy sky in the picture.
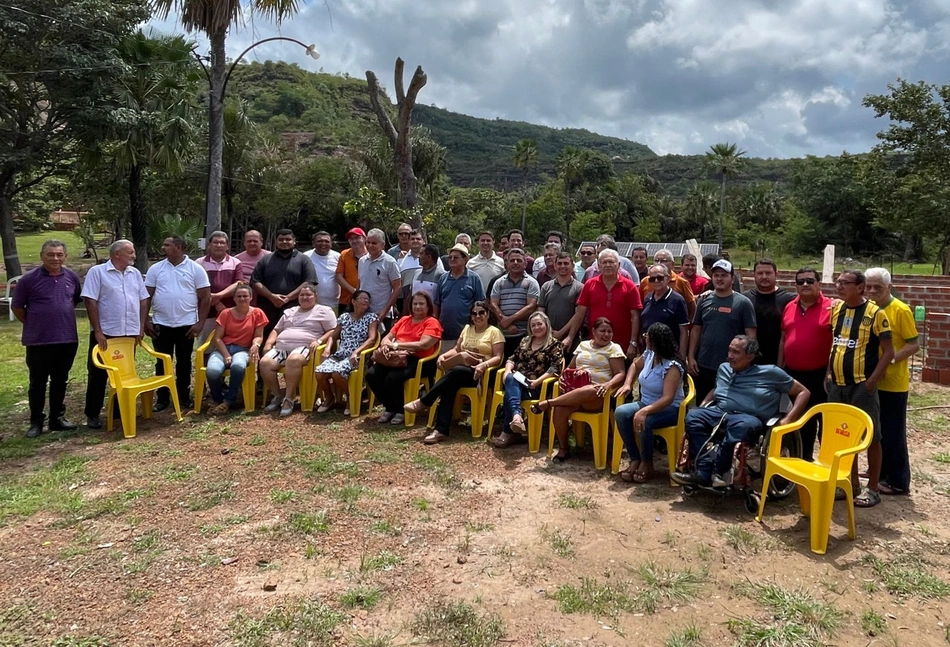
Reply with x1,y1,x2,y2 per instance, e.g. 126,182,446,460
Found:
151,0,950,159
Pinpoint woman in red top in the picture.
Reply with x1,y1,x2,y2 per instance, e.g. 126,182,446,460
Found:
207,283,268,414
365,291,442,424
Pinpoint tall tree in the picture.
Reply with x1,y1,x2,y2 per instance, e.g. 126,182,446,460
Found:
512,139,538,232
153,0,304,239
365,58,428,228
705,142,746,248
91,31,201,271
0,0,148,279
686,181,719,242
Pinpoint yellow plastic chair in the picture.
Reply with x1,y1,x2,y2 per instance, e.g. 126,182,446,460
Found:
755,403,874,555
425,366,498,438
91,338,183,438
346,333,381,417
611,375,695,485
486,369,558,452
263,343,326,412
548,387,616,470
193,331,258,413
368,351,437,426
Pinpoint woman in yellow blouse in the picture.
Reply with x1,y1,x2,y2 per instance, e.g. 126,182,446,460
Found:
405,300,504,444
533,317,626,462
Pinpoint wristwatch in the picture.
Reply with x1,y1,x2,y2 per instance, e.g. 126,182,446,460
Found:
393,341,400,351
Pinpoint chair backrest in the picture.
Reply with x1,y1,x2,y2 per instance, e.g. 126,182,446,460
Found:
400,267,422,286
813,403,874,466
4,275,22,299
92,338,141,388
676,375,696,428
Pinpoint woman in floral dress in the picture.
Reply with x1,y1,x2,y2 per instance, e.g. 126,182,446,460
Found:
315,290,379,413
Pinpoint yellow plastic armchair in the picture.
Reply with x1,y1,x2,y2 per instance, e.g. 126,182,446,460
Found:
91,338,183,438
348,333,380,417
425,365,499,438
556,386,617,470
755,403,874,555
401,351,438,427
193,331,257,413
264,343,326,412
611,375,695,484
487,370,557,452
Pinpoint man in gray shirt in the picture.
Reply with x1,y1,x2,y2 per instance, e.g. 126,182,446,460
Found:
538,252,582,351
490,248,541,356
359,228,402,322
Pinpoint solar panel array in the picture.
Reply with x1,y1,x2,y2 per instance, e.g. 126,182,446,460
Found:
576,242,721,258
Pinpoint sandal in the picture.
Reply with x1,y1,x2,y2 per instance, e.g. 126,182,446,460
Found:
551,450,569,463
632,471,651,484
530,400,551,415
493,432,524,448
316,399,336,413
854,487,881,508
878,483,908,496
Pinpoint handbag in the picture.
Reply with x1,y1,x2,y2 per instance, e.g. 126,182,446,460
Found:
558,368,591,394
372,346,408,368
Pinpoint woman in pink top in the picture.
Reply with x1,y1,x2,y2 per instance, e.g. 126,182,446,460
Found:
259,283,338,416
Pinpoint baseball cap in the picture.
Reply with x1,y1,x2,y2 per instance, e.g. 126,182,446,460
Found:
711,259,733,274
346,227,366,238
449,243,470,257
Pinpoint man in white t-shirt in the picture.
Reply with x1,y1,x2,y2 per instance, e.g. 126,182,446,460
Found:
304,230,341,309
145,235,211,411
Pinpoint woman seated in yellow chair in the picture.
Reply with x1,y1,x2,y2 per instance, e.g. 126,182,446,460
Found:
365,291,442,425
493,311,564,448
259,283,338,417
405,300,504,444
614,322,685,483
206,283,268,414
532,317,626,462
314,290,379,414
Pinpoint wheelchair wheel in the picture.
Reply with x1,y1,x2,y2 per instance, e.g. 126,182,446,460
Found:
765,428,802,500
744,490,761,515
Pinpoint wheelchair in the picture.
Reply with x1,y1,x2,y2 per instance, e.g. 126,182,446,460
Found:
676,409,804,514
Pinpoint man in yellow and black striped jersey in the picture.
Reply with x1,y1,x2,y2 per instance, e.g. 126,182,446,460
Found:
826,269,894,509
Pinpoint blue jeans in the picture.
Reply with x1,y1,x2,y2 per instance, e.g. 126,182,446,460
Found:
206,344,250,404
503,373,538,433
684,406,763,482
614,401,679,462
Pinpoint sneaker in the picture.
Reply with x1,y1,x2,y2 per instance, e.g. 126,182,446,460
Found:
377,411,396,423
279,398,295,417
317,401,334,413
423,430,449,445
510,414,526,434
343,407,351,416
264,394,283,413
390,413,405,425
671,471,710,487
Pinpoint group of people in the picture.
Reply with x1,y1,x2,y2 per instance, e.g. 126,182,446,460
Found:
12,228,919,508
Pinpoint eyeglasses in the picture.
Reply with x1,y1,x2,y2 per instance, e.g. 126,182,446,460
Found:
835,279,856,286
472,310,487,316
648,275,666,283
795,278,817,285
398,231,410,236
654,258,672,264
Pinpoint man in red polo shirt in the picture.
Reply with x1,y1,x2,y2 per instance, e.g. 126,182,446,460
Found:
566,249,642,359
777,266,833,460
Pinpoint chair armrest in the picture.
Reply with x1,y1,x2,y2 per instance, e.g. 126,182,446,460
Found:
141,343,174,374
195,331,215,370
90,347,118,373
491,368,507,393
600,387,617,414
537,375,556,400
765,418,808,458
414,351,438,379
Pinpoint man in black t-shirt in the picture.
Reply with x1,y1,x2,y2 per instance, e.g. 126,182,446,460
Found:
250,229,317,339
744,258,793,365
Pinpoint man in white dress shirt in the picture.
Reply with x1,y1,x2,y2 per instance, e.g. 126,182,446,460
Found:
81,239,150,428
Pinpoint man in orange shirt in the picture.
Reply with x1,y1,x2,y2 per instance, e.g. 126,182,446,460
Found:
334,228,367,312
640,248,696,320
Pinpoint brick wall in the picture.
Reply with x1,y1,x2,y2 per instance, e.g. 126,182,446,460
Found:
742,271,950,384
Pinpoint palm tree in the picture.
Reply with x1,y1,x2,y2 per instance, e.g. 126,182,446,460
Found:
153,0,303,237
686,181,719,242
705,142,747,247
512,139,538,232
556,146,585,230
103,31,201,271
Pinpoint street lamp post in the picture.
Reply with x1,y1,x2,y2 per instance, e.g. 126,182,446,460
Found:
194,37,319,242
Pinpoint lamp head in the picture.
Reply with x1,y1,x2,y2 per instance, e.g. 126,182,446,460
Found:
306,45,320,60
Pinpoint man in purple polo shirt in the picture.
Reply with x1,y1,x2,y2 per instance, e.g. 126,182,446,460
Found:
197,230,244,345
12,239,82,438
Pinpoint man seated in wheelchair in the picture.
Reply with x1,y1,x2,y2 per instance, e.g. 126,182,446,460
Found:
672,335,810,488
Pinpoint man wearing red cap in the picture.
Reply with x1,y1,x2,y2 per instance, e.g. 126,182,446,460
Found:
335,228,367,312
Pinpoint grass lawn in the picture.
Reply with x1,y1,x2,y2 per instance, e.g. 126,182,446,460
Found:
12,231,87,269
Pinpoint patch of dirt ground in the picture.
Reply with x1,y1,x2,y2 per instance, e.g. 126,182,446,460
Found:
1,382,949,646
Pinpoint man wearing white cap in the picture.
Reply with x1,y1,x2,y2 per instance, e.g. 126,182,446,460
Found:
687,258,757,402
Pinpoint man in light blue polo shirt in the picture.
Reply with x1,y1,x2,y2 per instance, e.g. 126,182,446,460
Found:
490,248,541,356
434,243,484,350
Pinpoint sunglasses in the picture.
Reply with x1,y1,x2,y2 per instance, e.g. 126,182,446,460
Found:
648,275,666,283
580,251,594,256
472,310,488,316
398,231,410,236
795,278,817,285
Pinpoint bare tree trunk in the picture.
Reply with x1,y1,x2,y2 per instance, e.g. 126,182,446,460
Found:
128,164,149,272
0,170,22,280
718,174,726,248
205,28,226,238
365,58,427,229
